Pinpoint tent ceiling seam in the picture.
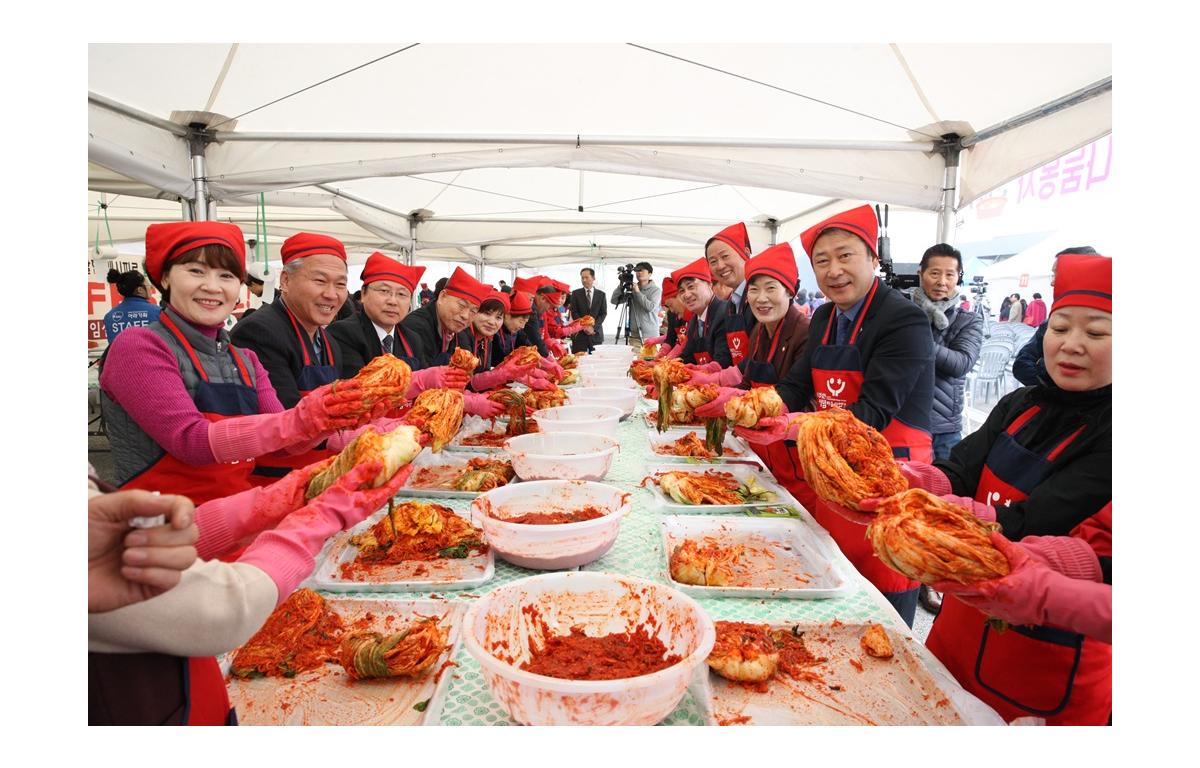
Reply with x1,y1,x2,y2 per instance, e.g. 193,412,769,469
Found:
626,43,943,141
204,44,240,113
207,44,420,131
889,44,942,126
408,174,572,210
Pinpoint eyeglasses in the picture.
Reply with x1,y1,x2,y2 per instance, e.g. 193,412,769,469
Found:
370,287,410,301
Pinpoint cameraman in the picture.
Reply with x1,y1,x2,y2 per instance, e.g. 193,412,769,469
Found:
613,261,661,346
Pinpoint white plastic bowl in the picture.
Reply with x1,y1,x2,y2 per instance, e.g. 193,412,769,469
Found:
582,375,639,390
471,480,631,569
462,572,716,725
567,387,639,418
503,431,619,481
578,364,631,379
533,405,623,438
589,345,637,358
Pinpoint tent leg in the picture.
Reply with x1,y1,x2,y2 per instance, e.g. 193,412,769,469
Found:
938,140,961,244
408,221,417,265
181,199,195,222
189,132,210,221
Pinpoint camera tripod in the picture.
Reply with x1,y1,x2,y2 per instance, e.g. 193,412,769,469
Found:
613,294,633,345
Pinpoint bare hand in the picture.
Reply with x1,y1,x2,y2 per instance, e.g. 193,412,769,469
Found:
89,491,198,613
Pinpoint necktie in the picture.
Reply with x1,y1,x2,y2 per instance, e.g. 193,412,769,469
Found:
312,333,324,364
587,289,592,305
383,334,394,354
836,313,853,346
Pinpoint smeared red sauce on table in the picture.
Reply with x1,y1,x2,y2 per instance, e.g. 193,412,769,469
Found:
500,506,607,525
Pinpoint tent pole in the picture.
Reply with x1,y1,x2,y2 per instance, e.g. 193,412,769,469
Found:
938,138,962,245
408,220,417,266
181,199,195,222
476,247,485,281
187,124,211,221
768,218,778,247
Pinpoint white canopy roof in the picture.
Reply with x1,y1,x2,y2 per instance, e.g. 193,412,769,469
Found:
88,43,1111,268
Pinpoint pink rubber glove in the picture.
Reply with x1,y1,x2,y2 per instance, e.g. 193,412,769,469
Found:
734,414,798,445
561,322,584,336
1018,535,1105,581
207,382,393,464
237,461,412,606
408,365,469,398
655,343,673,359
940,493,997,523
688,366,743,387
897,461,953,495
547,339,567,357
664,342,685,359
539,356,566,379
693,387,744,418
932,534,1111,643
520,369,555,391
686,361,723,374
643,335,666,346
471,360,536,391
193,456,336,559
464,391,504,418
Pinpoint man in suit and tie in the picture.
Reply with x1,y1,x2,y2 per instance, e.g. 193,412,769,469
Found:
568,267,607,353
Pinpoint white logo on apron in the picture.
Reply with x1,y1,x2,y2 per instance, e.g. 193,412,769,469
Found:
827,377,846,398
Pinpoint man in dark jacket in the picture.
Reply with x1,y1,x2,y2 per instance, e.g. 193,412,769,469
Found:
510,276,549,356
327,252,425,377
762,205,934,626
907,244,984,460
672,258,734,368
567,268,607,352
398,267,489,369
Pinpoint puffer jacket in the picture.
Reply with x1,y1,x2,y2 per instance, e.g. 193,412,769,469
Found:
928,303,984,433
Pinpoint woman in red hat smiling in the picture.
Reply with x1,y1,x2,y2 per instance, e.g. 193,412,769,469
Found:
866,253,1112,725
465,291,552,391
99,223,393,506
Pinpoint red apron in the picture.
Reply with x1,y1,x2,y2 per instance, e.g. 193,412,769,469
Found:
121,312,259,506
724,294,751,365
250,307,338,484
925,405,1111,725
742,321,808,495
805,280,931,594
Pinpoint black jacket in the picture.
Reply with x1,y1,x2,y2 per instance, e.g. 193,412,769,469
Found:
397,302,470,369
776,280,934,433
680,297,734,368
935,381,1111,540
918,301,984,434
1013,321,1048,386
664,309,685,348
519,310,549,356
229,296,341,408
568,286,607,348
327,310,423,378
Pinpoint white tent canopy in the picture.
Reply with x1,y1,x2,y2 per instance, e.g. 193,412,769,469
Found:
88,43,1112,269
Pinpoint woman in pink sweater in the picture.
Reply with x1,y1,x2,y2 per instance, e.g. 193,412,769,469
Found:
99,222,400,505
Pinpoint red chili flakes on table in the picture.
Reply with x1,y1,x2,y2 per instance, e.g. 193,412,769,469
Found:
936,698,950,708
849,658,864,673
716,714,752,726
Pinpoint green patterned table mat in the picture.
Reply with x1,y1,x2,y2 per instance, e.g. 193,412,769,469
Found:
311,402,947,726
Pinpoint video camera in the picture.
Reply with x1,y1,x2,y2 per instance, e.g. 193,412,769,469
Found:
613,263,636,304
968,276,988,295
875,204,921,290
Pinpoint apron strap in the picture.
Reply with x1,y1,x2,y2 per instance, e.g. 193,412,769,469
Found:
1047,424,1088,461
820,278,880,346
158,311,210,383
226,345,255,389
1006,405,1042,435
396,328,415,358
281,303,314,367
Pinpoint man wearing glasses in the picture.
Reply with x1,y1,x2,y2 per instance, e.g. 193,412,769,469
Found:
328,252,426,377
